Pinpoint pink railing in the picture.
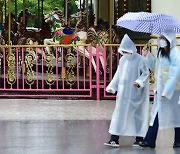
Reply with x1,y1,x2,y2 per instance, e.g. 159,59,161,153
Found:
0,44,156,100
0,44,94,98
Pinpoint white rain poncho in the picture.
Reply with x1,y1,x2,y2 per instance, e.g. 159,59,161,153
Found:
144,29,180,129
106,34,149,137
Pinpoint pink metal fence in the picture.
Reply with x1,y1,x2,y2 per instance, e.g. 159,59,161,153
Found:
0,44,155,100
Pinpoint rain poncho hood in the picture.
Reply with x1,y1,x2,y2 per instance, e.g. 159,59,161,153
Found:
118,34,137,55
159,29,177,48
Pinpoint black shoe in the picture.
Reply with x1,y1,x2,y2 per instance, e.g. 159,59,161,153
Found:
104,141,119,148
139,141,155,148
173,142,180,148
132,141,141,147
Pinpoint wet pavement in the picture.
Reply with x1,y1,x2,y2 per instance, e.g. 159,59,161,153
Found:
0,99,179,154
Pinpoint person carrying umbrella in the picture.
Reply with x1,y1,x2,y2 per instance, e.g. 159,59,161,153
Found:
104,34,149,147
139,29,180,148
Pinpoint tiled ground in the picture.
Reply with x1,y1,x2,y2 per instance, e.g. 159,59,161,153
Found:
0,99,179,154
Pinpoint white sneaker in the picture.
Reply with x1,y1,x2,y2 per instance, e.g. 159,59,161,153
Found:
104,141,120,148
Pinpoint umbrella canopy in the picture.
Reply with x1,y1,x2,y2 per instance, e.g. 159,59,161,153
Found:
117,12,180,34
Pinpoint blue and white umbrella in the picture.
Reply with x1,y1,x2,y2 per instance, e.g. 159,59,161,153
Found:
117,12,180,34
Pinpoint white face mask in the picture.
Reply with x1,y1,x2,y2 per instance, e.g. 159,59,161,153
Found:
123,53,133,59
159,39,167,48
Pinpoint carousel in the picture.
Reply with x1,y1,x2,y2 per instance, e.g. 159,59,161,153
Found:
0,0,122,99
0,0,153,99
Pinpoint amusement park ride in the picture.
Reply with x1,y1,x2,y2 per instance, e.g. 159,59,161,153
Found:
0,0,153,99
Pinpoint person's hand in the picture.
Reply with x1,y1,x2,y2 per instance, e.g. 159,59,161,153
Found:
133,82,140,88
107,89,113,93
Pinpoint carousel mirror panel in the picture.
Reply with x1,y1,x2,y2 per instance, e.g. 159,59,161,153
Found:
114,0,151,22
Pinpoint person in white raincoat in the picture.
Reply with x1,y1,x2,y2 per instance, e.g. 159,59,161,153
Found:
104,34,149,148
139,29,180,148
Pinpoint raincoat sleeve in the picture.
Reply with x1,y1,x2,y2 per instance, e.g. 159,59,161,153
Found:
143,52,156,71
106,61,120,94
162,49,180,99
135,58,149,88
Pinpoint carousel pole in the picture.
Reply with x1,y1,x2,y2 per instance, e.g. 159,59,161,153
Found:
7,0,16,87
15,0,17,20
23,0,26,24
83,0,85,10
80,0,82,9
0,0,4,32
5,0,6,22
94,0,98,26
41,0,43,19
90,0,92,11
8,0,11,46
109,0,113,80
86,0,89,29
38,0,40,28
65,0,67,25
109,0,113,44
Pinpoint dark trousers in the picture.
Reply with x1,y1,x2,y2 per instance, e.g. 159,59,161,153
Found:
144,114,180,145
110,135,143,142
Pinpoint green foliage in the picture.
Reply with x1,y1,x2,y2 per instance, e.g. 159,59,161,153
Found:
3,0,78,26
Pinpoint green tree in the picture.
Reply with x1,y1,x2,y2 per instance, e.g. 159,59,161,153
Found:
4,0,78,27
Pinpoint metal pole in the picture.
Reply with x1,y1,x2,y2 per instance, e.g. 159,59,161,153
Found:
65,0,67,25
109,0,113,44
38,0,40,28
15,0,17,20
94,0,98,25
80,0,82,9
5,0,6,23
90,0,92,12
86,0,89,29
41,0,43,18
98,0,99,19
23,0,26,24
109,0,113,80
8,0,11,46
83,0,85,10
0,0,4,24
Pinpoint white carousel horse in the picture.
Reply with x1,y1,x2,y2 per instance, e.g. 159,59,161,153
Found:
44,9,97,72
44,9,108,73
71,11,103,73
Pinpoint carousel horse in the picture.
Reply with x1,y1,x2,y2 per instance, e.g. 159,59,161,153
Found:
70,11,103,73
71,13,118,73
44,9,108,74
69,11,106,73
17,16,52,45
84,18,120,73
96,19,120,69
44,8,71,54
43,8,85,54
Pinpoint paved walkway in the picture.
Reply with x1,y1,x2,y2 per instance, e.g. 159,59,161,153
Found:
0,99,179,154
0,99,114,120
